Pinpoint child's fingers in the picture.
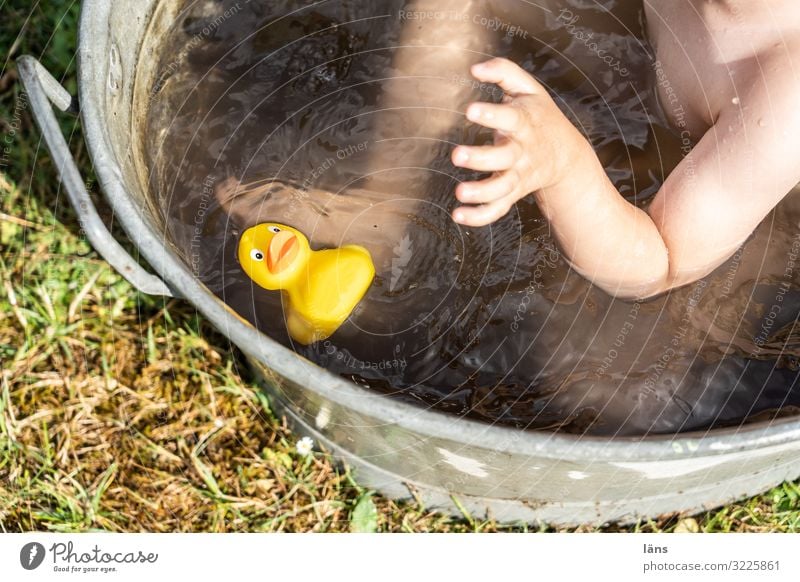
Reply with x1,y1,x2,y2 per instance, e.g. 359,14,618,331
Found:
452,142,519,172
465,102,523,134
452,198,514,227
471,58,542,97
456,172,518,204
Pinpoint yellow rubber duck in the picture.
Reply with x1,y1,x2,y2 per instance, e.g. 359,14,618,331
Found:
238,223,375,344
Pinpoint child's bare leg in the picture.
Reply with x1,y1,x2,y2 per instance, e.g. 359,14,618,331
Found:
360,1,493,268
374,0,492,150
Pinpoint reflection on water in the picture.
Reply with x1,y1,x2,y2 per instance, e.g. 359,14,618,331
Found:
145,0,800,436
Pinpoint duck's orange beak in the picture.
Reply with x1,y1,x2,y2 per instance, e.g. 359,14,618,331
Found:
267,230,299,274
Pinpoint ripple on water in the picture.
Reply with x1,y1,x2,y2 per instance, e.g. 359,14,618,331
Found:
145,0,800,436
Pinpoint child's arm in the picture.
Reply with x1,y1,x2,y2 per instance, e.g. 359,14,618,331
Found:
452,57,800,298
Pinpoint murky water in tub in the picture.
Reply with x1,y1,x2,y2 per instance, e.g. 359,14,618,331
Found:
145,0,800,436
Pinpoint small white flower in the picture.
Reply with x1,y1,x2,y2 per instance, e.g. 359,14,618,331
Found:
296,436,314,456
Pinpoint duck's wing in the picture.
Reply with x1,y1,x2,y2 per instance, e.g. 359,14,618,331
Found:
300,247,375,319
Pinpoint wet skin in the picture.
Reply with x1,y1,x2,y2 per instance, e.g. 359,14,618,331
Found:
450,0,800,299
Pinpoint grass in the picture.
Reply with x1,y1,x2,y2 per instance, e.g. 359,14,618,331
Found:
1,1,800,533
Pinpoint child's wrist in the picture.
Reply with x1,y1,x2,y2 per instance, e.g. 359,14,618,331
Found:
532,153,609,228
544,141,598,195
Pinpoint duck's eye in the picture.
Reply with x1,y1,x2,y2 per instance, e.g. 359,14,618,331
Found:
250,249,265,262
268,226,281,233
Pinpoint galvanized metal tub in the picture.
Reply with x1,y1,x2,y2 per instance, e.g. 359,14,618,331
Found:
18,0,800,526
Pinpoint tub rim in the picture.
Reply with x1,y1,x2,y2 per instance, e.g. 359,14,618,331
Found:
76,0,800,464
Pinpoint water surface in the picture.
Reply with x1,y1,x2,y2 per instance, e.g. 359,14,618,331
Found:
145,0,800,436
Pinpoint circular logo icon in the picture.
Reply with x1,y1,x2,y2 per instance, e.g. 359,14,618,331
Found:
20,542,46,570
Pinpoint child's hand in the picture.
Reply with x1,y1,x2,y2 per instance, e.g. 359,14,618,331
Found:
451,58,591,226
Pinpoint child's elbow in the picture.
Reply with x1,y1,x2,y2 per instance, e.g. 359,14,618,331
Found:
600,256,719,301
580,249,671,301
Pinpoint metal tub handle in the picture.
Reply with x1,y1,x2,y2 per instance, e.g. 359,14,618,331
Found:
17,55,174,297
